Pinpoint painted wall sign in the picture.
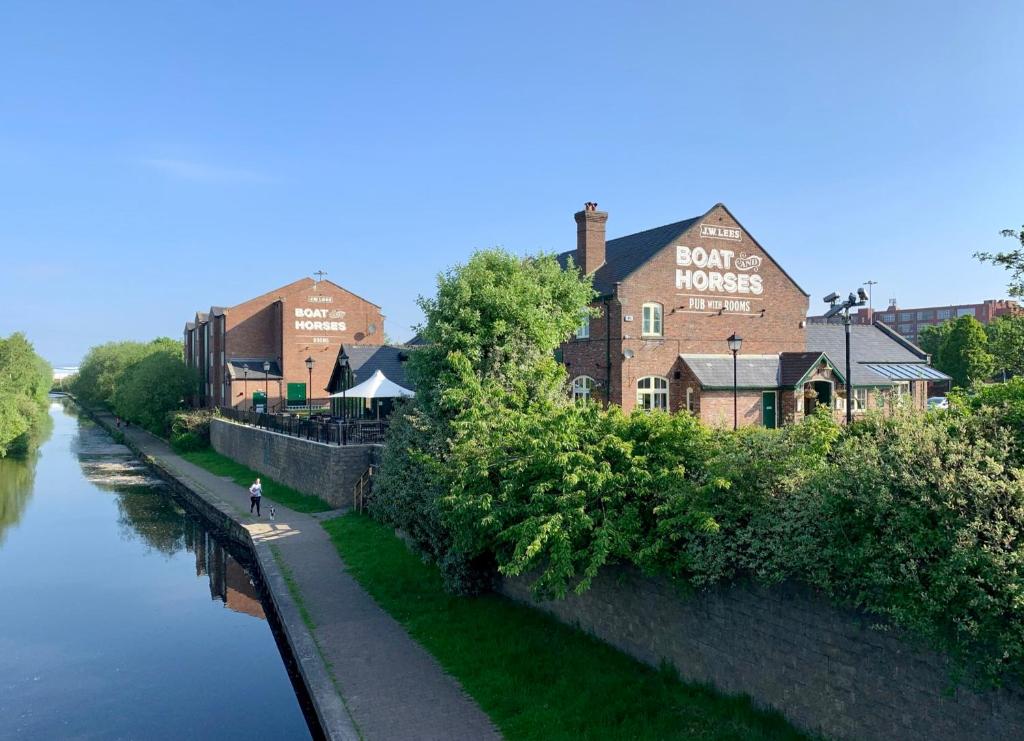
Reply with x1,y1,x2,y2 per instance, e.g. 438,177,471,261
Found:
308,295,334,303
674,244,765,315
699,223,742,241
294,307,347,332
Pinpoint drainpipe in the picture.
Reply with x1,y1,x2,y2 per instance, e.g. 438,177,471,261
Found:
605,295,612,408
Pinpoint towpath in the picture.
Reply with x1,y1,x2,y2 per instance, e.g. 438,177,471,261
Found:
99,413,500,741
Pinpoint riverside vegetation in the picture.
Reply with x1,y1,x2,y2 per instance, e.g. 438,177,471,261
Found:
0,332,53,458
369,248,1024,688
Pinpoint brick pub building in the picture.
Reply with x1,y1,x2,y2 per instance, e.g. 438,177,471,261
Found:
559,203,947,427
184,276,384,410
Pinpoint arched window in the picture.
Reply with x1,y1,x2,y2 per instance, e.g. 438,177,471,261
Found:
637,376,669,411
642,302,663,337
571,375,596,401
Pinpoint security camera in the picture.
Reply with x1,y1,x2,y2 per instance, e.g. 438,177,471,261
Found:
823,292,840,304
857,287,869,302
823,304,843,319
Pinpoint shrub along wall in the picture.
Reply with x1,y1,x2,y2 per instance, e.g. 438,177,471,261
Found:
499,567,1024,741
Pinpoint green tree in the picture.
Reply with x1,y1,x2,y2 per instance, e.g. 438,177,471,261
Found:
0,333,52,457
71,340,153,407
985,315,1024,381
110,339,197,434
975,226,1024,298
372,249,596,592
917,320,954,360
936,315,996,388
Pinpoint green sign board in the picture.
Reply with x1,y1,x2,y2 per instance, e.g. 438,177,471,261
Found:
287,382,307,407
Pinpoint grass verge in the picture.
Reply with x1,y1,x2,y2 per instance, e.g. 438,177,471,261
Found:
323,513,814,741
272,544,317,631
180,448,332,513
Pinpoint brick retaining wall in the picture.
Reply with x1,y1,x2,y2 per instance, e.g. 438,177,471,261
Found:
211,418,378,508
499,567,1024,741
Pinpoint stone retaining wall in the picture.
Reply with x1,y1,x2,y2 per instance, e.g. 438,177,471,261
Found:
211,418,378,508
500,567,1024,741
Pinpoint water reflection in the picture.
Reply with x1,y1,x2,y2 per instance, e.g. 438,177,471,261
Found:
0,401,56,546
0,454,38,548
73,415,266,620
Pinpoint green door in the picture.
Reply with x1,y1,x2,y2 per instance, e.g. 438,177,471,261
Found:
287,382,307,408
253,390,266,413
762,391,777,429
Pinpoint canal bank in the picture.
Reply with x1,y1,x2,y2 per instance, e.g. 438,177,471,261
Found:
84,407,499,741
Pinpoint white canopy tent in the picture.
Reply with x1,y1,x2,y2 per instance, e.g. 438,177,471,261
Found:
329,369,414,400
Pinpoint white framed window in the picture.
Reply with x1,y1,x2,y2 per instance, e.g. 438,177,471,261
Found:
852,388,868,412
642,303,663,337
637,376,669,411
576,316,590,339
957,307,976,317
892,381,911,402
571,376,595,401
686,387,694,412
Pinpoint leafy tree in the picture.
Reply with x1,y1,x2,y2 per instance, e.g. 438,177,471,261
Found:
985,315,1024,381
917,320,953,360
71,340,154,407
935,315,995,388
976,226,1024,298
110,339,197,434
0,332,52,457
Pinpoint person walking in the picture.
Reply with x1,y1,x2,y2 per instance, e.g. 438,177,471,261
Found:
249,478,263,516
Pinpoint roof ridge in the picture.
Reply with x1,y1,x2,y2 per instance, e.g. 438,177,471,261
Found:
606,215,701,244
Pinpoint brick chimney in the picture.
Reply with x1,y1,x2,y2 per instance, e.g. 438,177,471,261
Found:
574,202,608,275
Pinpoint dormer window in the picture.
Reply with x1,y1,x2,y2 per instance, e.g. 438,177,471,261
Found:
642,303,663,337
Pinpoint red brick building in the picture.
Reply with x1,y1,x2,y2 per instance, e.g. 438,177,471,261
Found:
184,277,384,410
847,298,1020,344
558,203,948,427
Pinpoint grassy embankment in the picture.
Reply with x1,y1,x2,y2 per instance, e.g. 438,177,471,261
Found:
181,449,332,513
323,513,813,741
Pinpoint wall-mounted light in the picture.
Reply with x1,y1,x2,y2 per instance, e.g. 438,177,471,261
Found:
623,349,635,360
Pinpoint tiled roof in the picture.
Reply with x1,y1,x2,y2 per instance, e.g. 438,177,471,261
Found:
805,323,948,385
558,217,701,295
680,354,780,388
326,344,414,392
779,352,828,387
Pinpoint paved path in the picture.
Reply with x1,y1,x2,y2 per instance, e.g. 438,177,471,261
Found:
106,416,500,741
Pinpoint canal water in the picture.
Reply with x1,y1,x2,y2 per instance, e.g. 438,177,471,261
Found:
0,401,313,740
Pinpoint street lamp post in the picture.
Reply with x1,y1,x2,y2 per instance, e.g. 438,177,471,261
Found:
243,367,249,410
727,333,743,430
338,350,350,445
262,360,271,414
305,356,315,411
224,369,231,410
823,289,868,425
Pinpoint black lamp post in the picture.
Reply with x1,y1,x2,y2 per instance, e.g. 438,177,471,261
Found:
305,356,315,410
337,350,350,444
243,366,249,410
727,333,743,430
823,289,868,425
224,369,231,410
262,360,271,413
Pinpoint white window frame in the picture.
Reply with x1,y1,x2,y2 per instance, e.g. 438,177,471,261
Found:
641,303,663,337
852,388,868,412
571,375,595,401
637,376,669,411
892,381,911,402
576,316,590,339
686,387,694,412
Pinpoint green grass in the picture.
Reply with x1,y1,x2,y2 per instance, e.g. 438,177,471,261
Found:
180,448,333,513
323,513,815,741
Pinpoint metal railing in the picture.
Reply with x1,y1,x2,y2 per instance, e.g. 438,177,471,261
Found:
219,406,388,445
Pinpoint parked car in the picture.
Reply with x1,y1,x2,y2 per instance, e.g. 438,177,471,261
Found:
927,396,949,410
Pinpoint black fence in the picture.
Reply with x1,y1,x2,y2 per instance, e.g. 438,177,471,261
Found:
219,406,388,445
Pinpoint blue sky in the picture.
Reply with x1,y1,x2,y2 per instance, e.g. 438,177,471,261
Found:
1,2,1022,365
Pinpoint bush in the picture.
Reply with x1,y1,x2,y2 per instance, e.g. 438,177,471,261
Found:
168,409,214,452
